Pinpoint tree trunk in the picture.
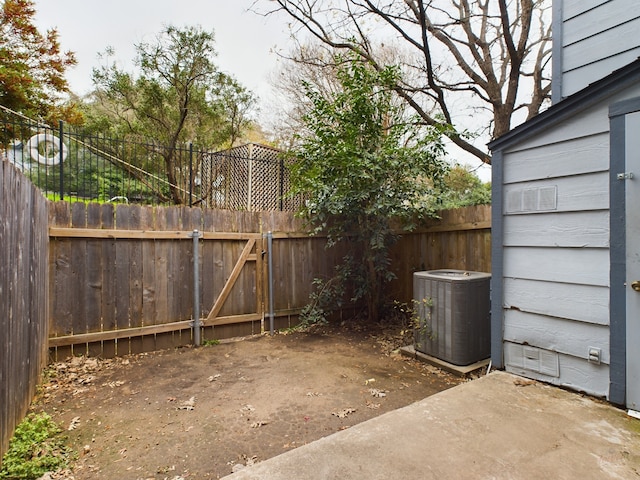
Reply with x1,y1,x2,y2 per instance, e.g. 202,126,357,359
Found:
163,152,183,205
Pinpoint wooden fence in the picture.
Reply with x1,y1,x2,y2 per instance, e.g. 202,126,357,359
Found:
0,161,50,463
48,205,339,359
1,164,490,462
389,205,492,301
48,203,491,360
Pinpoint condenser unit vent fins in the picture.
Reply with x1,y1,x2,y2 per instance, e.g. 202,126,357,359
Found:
413,269,491,366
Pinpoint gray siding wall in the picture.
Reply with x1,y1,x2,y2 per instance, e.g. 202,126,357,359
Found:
499,84,640,397
554,0,640,101
501,128,611,396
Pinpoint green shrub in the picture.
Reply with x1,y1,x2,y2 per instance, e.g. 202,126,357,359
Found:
0,412,74,480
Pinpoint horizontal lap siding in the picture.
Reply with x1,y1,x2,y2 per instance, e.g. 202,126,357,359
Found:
510,105,610,151
501,109,611,396
502,133,609,184
561,0,640,97
503,278,609,325
563,0,609,20
563,20,640,72
563,2,638,46
563,53,640,99
503,246,609,286
504,310,610,363
503,211,609,248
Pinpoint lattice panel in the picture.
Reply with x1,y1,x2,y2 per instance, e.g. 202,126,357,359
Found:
200,143,304,212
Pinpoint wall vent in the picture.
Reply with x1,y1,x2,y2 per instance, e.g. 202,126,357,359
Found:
505,343,560,378
505,185,558,213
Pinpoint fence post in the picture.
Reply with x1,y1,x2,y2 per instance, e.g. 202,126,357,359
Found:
58,120,64,200
191,229,202,346
266,231,275,335
189,142,193,207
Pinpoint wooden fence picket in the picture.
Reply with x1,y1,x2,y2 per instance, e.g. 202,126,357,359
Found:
44,203,490,358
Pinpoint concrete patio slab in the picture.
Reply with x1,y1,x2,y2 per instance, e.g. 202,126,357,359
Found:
223,371,640,479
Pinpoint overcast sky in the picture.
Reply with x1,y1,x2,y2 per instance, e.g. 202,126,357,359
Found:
32,0,491,181
33,1,291,107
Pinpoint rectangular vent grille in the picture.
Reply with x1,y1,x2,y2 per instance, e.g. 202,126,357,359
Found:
505,186,557,214
505,343,560,378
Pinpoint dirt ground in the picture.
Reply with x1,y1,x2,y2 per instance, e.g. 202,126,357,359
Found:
35,323,468,479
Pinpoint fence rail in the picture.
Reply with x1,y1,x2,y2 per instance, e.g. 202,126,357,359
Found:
47,203,491,359
0,161,49,463
1,156,490,462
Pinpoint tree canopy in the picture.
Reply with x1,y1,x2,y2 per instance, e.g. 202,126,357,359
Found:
87,25,255,204
0,0,77,122
290,54,448,322
439,165,491,209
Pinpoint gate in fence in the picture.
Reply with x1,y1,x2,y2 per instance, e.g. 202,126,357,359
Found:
47,204,281,359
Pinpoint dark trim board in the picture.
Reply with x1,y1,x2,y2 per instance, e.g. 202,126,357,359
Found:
551,0,564,104
490,58,640,152
490,150,504,369
610,97,640,118
608,97,640,406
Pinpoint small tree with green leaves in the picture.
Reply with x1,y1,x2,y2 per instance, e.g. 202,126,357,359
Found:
439,165,491,209
290,55,448,323
88,25,255,204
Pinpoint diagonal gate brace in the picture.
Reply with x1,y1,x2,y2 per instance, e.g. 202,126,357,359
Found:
205,238,256,324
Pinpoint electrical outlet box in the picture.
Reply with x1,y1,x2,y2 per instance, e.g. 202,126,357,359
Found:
588,347,601,365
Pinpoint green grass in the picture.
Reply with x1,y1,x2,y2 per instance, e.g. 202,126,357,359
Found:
0,412,75,480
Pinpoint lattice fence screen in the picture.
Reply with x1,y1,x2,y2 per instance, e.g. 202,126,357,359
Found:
200,143,305,212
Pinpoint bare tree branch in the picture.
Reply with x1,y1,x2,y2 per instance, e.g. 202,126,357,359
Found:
262,0,551,165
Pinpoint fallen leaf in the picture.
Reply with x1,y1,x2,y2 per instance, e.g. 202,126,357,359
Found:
68,416,81,431
514,378,535,387
243,455,258,466
177,396,196,410
103,380,125,388
370,388,387,398
332,408,356,418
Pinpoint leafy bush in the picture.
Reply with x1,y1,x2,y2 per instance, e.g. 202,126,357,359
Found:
0,412,74,480
438,165,491,209
290,55,448,323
